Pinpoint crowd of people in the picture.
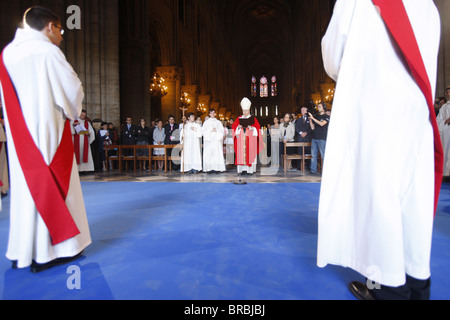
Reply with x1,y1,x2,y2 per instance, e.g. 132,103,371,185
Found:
71,102,334,175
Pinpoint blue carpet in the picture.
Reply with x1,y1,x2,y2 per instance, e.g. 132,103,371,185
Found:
0,181,449,300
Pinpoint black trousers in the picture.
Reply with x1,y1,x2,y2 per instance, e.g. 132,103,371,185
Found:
369,275,431,300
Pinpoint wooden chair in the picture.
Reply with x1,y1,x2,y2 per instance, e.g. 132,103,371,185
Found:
105,145,120,171
152,145,166,172
283,141,313,174
122,145,137,173
166,144,183,173
136,145,152,172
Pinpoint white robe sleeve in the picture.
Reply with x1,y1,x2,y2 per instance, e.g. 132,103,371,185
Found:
321,0,357,81
46,47,84,121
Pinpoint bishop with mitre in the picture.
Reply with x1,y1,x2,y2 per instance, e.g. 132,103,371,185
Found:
232,98,264,175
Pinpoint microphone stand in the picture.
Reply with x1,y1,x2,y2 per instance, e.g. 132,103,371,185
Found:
234,125,247,185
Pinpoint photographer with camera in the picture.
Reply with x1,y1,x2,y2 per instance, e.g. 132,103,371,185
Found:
308,103,329,175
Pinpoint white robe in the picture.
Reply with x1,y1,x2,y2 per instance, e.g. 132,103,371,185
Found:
1,28,91,268
180,122,203,172
202,118,226,172
317,0,440,287
436,102,450,176
71,118,95,172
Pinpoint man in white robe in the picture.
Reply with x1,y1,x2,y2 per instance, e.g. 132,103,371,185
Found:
181,112,203,173
71,110,95,173
202,109,226,173
436,86,450,177
0,6,91,271
317,0,441,300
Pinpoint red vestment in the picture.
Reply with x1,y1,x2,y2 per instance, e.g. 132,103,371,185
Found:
231,116,264,167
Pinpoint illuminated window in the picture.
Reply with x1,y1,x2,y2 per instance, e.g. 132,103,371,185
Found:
260,76,268,98
271,76,277,97
251,76,257,97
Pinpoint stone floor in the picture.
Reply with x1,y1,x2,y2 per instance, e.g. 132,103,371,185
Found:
80,166,322,184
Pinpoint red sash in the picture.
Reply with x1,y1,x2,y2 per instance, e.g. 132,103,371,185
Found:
0,52,80,245
73,119,89,164
372,0,443,215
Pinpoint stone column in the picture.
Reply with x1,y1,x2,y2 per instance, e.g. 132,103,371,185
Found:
436,0,450,96
157,66,182,121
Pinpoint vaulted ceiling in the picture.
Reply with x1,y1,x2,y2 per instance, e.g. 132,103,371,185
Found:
221,0,294,77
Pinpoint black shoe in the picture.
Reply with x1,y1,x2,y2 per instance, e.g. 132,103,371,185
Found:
1,192,7,199
11,260,18,269
348,281,375,300
30,251,84,273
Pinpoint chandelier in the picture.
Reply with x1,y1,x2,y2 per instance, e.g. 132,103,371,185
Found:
197,102,207,114
150,73,168,98
180,91,191,108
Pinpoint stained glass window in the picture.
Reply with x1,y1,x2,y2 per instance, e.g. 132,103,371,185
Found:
271,76,277,97
260,76,268,98
251,76,257,97
252,75,278,99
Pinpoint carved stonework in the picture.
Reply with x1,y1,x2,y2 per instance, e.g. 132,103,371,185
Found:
156,66,183,82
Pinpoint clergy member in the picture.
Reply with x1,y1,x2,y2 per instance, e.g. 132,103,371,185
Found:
181,112,203,174
202,109,226,174
71,110,96,174
436,86,450,177
317,0,442,300
232,98,263,175
0,6,91,272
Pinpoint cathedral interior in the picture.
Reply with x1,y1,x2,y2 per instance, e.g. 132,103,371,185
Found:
0,0,449,128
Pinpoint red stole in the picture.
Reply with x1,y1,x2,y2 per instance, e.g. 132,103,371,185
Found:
0,52,80,245
372,0,443,215
73,119,89,164
232,117,264,166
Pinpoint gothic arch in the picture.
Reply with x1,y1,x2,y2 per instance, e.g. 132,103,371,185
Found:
149,14,173,66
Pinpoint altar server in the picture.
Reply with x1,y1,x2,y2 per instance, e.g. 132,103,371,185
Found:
317,0,442,300
0,6,91,271
202,109,226,173
181,112,203,173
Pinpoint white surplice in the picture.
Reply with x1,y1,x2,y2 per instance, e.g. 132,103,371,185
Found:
436,102,450,176
180,122,203,172
202,117,226,172
317,0,440,287
1,28,91,268
71,118,96,172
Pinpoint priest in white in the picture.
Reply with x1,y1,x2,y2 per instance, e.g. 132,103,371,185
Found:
202,109,226,173
0,7,91,271
317,0,441,300
181,112,203,173
436,86,450,176
71,110,95,173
